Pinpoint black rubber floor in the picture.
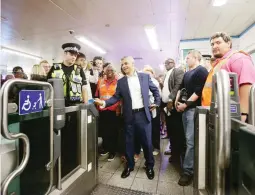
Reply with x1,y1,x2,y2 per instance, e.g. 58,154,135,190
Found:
91,184,160,195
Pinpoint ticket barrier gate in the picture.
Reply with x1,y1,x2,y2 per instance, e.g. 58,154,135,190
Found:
194,71,239,195
0,79,99,195
194,71,255,195
237,84,255,195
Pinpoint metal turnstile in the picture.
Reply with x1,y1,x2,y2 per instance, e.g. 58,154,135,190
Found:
0,79,54,195
202,71,255,195
1,79,99,195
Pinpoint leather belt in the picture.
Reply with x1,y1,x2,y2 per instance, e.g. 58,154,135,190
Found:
132,107,145,113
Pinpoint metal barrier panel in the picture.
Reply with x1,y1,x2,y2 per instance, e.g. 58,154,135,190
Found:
228,118,247,195
194,106,209,192
207,70,236,195
238,125,255,194
249,84,255,126
9,110,51,195
0,79,54,195
49,104,98,195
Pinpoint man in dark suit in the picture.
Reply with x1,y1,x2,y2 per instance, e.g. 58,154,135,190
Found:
94,56,160,180
162,58,185,164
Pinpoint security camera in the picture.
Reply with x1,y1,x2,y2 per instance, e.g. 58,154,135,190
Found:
69,30,75,35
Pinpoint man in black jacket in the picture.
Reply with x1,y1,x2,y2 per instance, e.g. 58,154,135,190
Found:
161,58,185,163
176,50,208,186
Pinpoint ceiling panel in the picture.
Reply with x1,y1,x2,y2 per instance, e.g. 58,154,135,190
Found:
0,0,192,71
193,8,221,38
182,0,255,39
226,12,255,35
151,0,171,14
1,0,79,37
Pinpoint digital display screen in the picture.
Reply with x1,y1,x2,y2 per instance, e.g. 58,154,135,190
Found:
229,77,235,96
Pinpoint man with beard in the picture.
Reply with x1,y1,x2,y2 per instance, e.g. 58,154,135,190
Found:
202,32,255,122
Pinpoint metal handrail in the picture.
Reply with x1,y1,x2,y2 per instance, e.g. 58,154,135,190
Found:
215,70,231,170
213,70,232,195
221,70,231,167
215,71,225,170
0,79,54,195
249,84,255,126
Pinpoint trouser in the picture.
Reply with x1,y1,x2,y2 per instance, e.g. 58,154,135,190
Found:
151,108,160,150
182,108,196,176
118,116,126,154
165,109,185,159
134,108,161,154
99,110,119,154
125,111,154,169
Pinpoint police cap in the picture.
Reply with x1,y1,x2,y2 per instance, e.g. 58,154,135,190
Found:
62,43,81,54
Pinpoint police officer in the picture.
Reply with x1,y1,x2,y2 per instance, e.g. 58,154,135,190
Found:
47,43,88,105
47,43,88,176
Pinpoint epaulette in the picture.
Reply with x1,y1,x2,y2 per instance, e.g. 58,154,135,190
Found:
53,63,62,70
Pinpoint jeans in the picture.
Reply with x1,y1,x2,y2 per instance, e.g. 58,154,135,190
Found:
182,108,195,176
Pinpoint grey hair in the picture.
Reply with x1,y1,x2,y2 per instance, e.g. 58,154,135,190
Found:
105,64,116,72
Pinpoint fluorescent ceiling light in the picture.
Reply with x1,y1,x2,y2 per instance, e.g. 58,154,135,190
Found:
212,0,228,6
1,47,42,60
144,25,159,50
74,36,106,55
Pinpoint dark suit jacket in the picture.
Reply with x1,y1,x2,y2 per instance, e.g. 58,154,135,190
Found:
105,72,161,124
166,67,184,101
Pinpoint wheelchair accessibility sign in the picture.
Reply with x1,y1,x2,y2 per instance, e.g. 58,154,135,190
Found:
19,90,45,115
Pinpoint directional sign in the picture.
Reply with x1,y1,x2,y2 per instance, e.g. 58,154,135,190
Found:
19,90,45,115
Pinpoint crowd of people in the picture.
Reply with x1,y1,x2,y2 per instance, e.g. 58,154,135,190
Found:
2,31,255,186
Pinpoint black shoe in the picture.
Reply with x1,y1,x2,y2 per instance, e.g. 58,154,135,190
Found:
164,150,172,155
168,156,173,163
121,168,134,178
100,150,109,156
178,174,193,186
108,153,115,161
145,168,155,180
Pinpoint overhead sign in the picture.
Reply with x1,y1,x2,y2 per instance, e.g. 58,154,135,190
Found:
19,90,45,115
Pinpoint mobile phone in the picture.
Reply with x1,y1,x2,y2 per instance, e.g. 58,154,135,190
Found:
88,99,95,104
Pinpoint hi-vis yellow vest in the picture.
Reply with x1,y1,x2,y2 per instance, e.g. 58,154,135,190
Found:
51,63,82,102
201,51,249,106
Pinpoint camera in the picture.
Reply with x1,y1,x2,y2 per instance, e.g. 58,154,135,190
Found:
69,30,74,35
179,88,188,103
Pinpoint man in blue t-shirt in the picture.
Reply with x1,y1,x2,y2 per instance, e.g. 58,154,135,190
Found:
175,50,208,186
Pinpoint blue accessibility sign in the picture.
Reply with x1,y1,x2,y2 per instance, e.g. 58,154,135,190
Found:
19,90,45,115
